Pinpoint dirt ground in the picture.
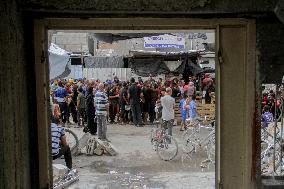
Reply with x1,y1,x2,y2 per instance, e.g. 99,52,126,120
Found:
55,123,215,189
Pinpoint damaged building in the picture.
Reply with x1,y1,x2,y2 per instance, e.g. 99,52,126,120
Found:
1,0,284,189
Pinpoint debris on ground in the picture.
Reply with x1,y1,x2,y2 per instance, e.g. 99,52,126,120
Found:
79,136,118,156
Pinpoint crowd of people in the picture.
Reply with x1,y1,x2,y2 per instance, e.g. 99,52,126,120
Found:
49,74,215,168
261,89,283,128
50,74,215,131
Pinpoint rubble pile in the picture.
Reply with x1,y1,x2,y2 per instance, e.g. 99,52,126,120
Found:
79,135,117,156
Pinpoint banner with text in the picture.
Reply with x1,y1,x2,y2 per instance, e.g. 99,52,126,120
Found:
144,34,185,49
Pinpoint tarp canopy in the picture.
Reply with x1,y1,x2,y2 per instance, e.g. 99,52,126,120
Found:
129,58,201,77
128,50,203,77
129,59,169,76
49,43,70,79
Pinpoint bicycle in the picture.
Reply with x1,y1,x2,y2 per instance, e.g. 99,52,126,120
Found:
181,118,215,169
182,117,214,142
150,123,178,161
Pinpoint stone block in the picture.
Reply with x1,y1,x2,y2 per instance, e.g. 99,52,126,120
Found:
96,139,118,156
93,146,104,156
53,164,68,181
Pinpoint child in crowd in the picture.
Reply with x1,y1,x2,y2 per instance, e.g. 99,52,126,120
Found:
179,94,188,131
189,94,198,124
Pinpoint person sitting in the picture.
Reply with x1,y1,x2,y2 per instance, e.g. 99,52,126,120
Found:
51,116,72,169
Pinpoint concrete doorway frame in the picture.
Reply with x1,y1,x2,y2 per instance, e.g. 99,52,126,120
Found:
34,18,257,189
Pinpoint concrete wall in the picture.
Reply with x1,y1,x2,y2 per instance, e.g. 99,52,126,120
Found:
51,32,89,52
19,0,276,13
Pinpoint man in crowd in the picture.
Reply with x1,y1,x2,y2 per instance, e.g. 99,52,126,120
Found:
54,81,69,125
142,82,152,124
95,83,110,141
202,73,213,90
261,105,274,128
86,87,96,135
108,84,119,123
51,115,72,169
69,84,78,124
128,78,143,127
161,87,175,136
204,80,215,104
149,84,158,124
119,82,129,124
76,87,86,127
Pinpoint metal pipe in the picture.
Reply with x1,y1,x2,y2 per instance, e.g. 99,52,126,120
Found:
280,84,284,174
53,169,79,189
273,85,279,174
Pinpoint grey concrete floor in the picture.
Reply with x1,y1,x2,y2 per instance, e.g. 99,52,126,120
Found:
56,123,215,189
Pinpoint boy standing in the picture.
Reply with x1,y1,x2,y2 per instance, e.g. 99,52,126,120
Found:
94,83,110,141
179,94,188,131
189,95,198,121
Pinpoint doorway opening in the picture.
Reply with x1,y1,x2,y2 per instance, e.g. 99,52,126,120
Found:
49,30,216,188
34,18,257,189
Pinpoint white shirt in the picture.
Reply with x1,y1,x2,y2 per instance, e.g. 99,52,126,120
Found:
161,95,175,121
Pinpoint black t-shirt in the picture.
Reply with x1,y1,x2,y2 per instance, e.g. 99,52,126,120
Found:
171,88,180,98
72,89,78,103
108,87,119,104
128,84,141,104
143,87,152,104
150,89,158,104
86,94,95,113
205,85,215,102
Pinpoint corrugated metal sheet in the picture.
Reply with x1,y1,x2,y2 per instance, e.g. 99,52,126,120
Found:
83,68,165,82
83,68,132,81
64,65,83,79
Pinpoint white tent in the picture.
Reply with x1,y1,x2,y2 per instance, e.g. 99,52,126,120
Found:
48,43,70,80
49,44,84,79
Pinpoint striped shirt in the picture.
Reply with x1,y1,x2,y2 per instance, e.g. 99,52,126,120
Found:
94,90,109,116
51,123,65,156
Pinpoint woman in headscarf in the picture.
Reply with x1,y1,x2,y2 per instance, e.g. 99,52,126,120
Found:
187,81,196,99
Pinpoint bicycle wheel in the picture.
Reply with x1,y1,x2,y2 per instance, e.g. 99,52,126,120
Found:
156,135,178,161
182,124,199,141
149,128,157,145
181,152,195,169
207,141,215,162
183,134,197,154
65,129,79,153
201,141,215,169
